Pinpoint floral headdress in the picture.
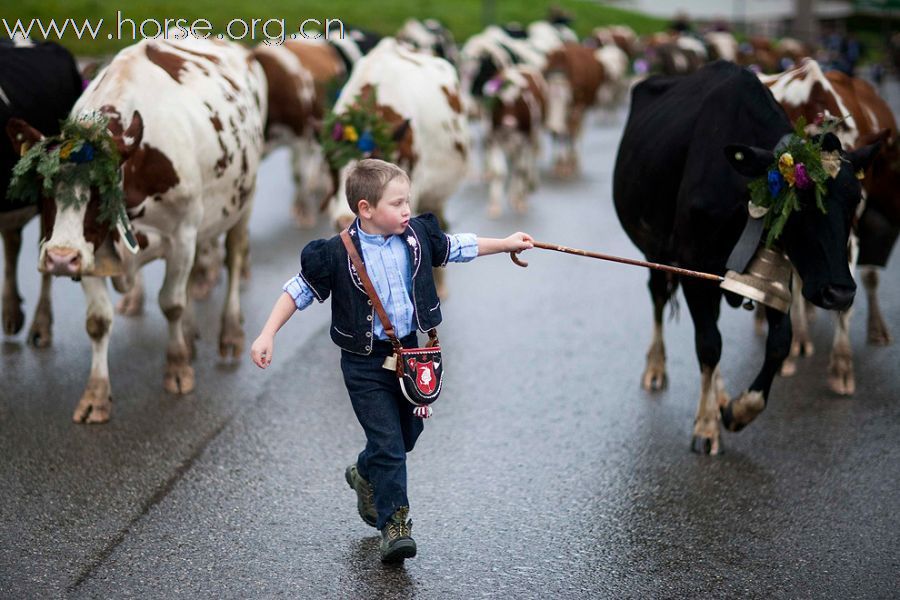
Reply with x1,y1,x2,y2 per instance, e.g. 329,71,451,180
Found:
481,74,513,112
320,91,397,171
746,116,844,248
7,113,126,229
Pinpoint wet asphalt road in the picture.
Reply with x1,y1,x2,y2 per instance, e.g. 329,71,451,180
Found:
2,83,899,599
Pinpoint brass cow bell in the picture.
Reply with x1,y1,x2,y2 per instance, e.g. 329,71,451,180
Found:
720,246,792,313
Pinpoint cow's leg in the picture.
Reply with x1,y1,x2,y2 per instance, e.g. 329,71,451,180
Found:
525,135,541,193
827,309,855,395
1,227,25,335
862,268,891,345
781,270,813,376
290,138,323,229
188,238,222,301
509,140,530,214
722,305,792,433
115,269,145,316
485,136,507,218
73,277,114,423
753,303,766,336
160,233,197,394
419,197,449,299
682,280,725,454
28,273,53,348
642,270,675,391
219,215,249,359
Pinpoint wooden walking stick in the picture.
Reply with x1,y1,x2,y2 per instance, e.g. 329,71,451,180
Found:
510,241,724,282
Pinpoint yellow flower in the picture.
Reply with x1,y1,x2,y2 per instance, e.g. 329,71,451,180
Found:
821,151,841,179
59,141,75,160
343,125,358,142
778,152,795,186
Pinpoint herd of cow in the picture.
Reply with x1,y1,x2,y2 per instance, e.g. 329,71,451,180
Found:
0,18,897,455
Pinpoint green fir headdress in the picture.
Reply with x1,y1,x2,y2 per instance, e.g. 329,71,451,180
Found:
320,91,397,172
746,117,847,248
7,113,126,229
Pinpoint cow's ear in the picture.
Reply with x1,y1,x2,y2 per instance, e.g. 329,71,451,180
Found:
392,119,411,142
5,118,45,155
846,138,883,173
113,111,143,161
724,144,773,177
821,131,842,153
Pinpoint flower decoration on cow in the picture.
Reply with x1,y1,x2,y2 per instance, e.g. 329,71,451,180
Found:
746,117,841,248
320,91,397,171
481,74,515,113
7,113,126,229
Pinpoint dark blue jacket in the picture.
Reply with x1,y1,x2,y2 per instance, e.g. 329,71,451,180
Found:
298,213,450,355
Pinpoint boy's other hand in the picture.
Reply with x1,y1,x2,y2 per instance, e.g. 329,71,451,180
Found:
505,232,534,253
250,334,274,369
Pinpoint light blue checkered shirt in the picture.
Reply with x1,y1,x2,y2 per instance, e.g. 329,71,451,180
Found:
283,227,478,340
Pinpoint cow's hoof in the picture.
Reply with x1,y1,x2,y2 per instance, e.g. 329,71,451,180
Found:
219,322,244,359
690,434,722,455
721,391,765,432
780,357,797,377
28,318,52,349
867,319,892,346
73,378,111,423
641,365,667,391
292,206,317,229
115,290,144,316
189,277,216,302
2,304,25,336
164,363,195,394
827,352,855,395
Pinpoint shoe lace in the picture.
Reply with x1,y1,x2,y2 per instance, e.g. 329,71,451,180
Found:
387,508,411,539
388,519,411,539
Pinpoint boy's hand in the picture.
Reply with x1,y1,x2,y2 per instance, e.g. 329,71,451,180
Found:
505,232,534,253
250,334,274,369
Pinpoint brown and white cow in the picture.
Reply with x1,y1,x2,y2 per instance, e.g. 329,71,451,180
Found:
760,58,898,394
544,43,605,177
327,38,468,226
325,38,468,292
252,39,345,228
6,38,267,423
396,18,459,66
482,65,546,217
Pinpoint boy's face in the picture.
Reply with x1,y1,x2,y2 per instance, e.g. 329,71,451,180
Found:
359,177,411,236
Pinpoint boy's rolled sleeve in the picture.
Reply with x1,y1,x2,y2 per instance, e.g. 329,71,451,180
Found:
447,233,479,263
282,276,315,311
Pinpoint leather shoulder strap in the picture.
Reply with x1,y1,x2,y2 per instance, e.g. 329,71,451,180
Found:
340,229,399,343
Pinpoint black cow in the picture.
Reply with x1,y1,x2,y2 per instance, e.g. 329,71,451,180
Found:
1,39,82,346
613,61,880,454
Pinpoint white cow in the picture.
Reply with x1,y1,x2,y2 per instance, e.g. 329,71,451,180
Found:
327,38,469,232
7,38,267,423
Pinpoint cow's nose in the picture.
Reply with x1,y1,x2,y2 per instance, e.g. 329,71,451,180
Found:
45,248,82,276
820,284,856,311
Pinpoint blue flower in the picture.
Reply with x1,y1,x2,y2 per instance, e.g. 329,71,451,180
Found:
357,129,376,153
69,143,95,163
767,169,783,197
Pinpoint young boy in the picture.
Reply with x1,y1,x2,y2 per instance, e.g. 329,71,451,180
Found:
250,158,533,562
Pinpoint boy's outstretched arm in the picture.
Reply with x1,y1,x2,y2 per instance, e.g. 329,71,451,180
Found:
477,232,534,256
250,292,297,369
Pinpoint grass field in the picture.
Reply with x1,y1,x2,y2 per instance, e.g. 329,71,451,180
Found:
2,0,667,56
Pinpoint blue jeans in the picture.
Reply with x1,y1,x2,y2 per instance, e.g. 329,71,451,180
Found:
340,334,424,530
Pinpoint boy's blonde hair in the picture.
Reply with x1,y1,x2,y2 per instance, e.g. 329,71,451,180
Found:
345,159,410,214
